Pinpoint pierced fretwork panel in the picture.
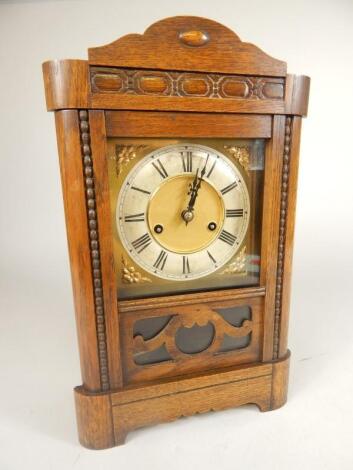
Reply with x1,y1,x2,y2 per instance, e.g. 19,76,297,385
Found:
216,306,252,353
121,297,263,384
133,316,173,365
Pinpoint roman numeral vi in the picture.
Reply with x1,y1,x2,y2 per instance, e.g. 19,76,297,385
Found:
182,256,191,274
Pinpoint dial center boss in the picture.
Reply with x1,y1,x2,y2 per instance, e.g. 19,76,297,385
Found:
148,174,224,254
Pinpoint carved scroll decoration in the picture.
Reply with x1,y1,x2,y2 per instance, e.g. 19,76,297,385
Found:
90,67,285,102
273,116,292,359
78,110,110,391
133,304,252,362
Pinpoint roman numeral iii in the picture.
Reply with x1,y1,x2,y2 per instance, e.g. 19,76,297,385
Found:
226,209,244,217
131,233,152,253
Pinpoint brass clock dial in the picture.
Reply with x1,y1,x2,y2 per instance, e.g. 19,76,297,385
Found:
116,144,250,280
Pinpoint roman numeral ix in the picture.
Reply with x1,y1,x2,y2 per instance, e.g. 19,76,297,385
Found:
124,213,145,222
131,233,152,253
219,229,237,246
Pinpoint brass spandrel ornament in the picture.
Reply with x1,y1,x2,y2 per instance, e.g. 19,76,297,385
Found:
224,146,250,174
121,256,151,284
220,246,247,275
113,144,148,176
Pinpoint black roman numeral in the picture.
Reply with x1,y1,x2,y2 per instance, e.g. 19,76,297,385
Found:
181,151,193,172
207,250,217,264
226,209,244,218
124,213,145,222
131,186,151,195
182,256,191,274
153,250,168,270
219,229,237,246
206,159,217,178
152,159,168,179
131,233,151,253
221,181,237,195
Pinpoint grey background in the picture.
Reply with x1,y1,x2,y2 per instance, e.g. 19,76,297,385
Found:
1,0,353,468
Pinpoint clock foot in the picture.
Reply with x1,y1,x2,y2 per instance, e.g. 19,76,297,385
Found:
74,386,116,450
73,352,290,449
270,350,291,410
257,350,291,412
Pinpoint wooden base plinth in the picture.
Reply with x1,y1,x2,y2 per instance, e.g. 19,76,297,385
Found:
74,351,290,449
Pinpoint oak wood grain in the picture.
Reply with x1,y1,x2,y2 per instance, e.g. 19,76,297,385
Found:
260,116,286,361
113,374,272,443
90,93,286,114
43,15,309,448
74,386,115,449
43,60,88,111
55,110,101,391
111,360,272,405
89,111,123,389
285,75,310,116
121,296,263,384
73,354,290,447
270,351,290,409
278,118,302,358
105,111,272,138
88,16,286,76
42,59,309,116
118,286,265,313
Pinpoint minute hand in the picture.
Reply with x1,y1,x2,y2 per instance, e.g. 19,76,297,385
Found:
186,170,200,211
186,156,209,211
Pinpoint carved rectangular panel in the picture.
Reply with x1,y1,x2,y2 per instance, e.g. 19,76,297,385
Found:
120,295,263,384
90,67,285,102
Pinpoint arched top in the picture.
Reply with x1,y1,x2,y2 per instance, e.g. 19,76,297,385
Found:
88,16,286,77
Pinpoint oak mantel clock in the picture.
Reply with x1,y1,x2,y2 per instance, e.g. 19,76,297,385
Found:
42,16,310,449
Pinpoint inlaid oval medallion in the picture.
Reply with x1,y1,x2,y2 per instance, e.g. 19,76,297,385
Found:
93,73,123,92
179,30,209,47
138,76,169,94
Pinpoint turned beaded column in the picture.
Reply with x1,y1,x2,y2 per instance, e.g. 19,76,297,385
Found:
78,110,110,391
273,116,292,360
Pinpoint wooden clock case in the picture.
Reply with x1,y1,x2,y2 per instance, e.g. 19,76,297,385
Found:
42,16,310,449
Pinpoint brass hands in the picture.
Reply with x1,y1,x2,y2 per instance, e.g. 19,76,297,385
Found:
181,155,209,225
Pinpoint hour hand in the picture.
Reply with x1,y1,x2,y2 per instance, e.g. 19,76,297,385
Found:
181,169,199,224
